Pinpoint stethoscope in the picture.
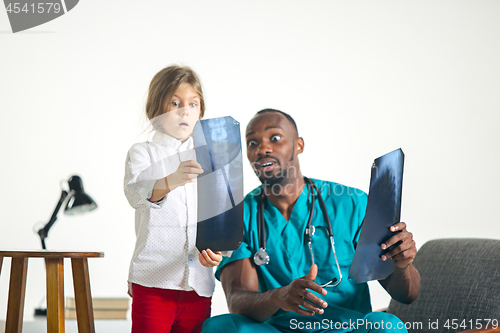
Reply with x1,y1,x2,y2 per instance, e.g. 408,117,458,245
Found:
253,177,342,287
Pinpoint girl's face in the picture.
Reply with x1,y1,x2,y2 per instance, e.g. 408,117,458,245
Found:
159,83,201,142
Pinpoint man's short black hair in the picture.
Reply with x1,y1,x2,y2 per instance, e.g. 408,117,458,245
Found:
255,108,299,136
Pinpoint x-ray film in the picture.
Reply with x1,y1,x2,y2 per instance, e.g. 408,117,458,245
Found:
348,148,404,284
193,116,244,252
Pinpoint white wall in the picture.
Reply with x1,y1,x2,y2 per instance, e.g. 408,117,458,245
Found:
1,0,499,321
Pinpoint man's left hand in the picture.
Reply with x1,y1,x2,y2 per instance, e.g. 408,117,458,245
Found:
380,222,416,269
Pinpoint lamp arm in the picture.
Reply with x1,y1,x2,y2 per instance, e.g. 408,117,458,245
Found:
38,190,68,249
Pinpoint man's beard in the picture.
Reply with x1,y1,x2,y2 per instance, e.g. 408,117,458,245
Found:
259,169,288,187
256,145,296,188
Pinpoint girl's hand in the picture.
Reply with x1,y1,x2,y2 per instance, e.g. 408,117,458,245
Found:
199,249,223,267
166,160,203,191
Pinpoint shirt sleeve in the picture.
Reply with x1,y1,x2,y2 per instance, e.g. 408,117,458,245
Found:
124,143,167,210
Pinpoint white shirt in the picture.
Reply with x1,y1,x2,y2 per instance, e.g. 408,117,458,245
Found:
124,132,215,297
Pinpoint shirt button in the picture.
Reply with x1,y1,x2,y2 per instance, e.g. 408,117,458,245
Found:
188,254,195,267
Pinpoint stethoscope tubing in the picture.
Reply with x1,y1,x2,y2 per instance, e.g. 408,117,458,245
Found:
257,177,333,245
254,177,338,270
253,177,343,286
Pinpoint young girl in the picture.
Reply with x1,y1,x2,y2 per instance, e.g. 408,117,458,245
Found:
124,65,222,333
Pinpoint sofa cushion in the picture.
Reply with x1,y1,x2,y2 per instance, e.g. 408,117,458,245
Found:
388,238,500,333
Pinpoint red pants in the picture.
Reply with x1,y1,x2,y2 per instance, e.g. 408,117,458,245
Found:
131,284,212,333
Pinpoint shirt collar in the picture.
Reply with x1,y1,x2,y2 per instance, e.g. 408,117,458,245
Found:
152,132,193,149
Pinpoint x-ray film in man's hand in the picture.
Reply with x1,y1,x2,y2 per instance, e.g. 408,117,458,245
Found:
348,148,404,284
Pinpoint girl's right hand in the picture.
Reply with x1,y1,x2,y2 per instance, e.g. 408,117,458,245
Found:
166,160,204,191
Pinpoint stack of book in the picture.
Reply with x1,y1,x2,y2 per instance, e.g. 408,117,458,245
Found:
65,297,130,319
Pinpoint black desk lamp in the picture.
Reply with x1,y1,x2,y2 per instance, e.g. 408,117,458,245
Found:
34,175,97,316
37,175,97,249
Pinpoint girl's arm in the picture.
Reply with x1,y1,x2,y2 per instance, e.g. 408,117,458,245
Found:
148,160,203,202
124,144,160,209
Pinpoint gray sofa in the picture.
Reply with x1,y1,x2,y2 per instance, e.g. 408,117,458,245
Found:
388,238,500,333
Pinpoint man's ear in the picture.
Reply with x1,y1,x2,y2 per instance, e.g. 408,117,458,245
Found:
297,137,304,154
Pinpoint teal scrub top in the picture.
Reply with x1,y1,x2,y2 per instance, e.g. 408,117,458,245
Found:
215,178,372,332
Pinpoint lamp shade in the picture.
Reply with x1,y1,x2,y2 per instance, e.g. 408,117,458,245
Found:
64,175,98,215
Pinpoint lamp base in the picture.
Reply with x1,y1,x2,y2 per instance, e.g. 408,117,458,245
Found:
34,307,47,316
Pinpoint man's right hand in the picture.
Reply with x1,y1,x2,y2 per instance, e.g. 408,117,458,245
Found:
270,264,328,316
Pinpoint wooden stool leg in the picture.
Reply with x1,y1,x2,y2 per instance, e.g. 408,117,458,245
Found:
0,257,3,276
71,258,95,333
46,258,65,333
5,257,28,333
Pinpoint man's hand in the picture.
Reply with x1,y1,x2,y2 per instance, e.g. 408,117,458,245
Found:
199,249,222,267
166,160,204,191
380,222,416,269
270,264,328,316
379,222,420,304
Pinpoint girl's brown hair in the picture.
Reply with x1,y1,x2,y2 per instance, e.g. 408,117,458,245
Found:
145,65,205,124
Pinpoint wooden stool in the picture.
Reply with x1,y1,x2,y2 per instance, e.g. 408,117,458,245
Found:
0,250,104,333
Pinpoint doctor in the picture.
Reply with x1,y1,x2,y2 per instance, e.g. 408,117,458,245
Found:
202,109,420,333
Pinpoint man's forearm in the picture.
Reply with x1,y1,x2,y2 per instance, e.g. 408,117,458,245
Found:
227,288,281,323
222,260,328,322
382,264,420,304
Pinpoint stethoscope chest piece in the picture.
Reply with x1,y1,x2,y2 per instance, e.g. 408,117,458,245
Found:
254,248,269,266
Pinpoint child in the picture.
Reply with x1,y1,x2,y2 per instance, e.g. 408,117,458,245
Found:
124,65,223,333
